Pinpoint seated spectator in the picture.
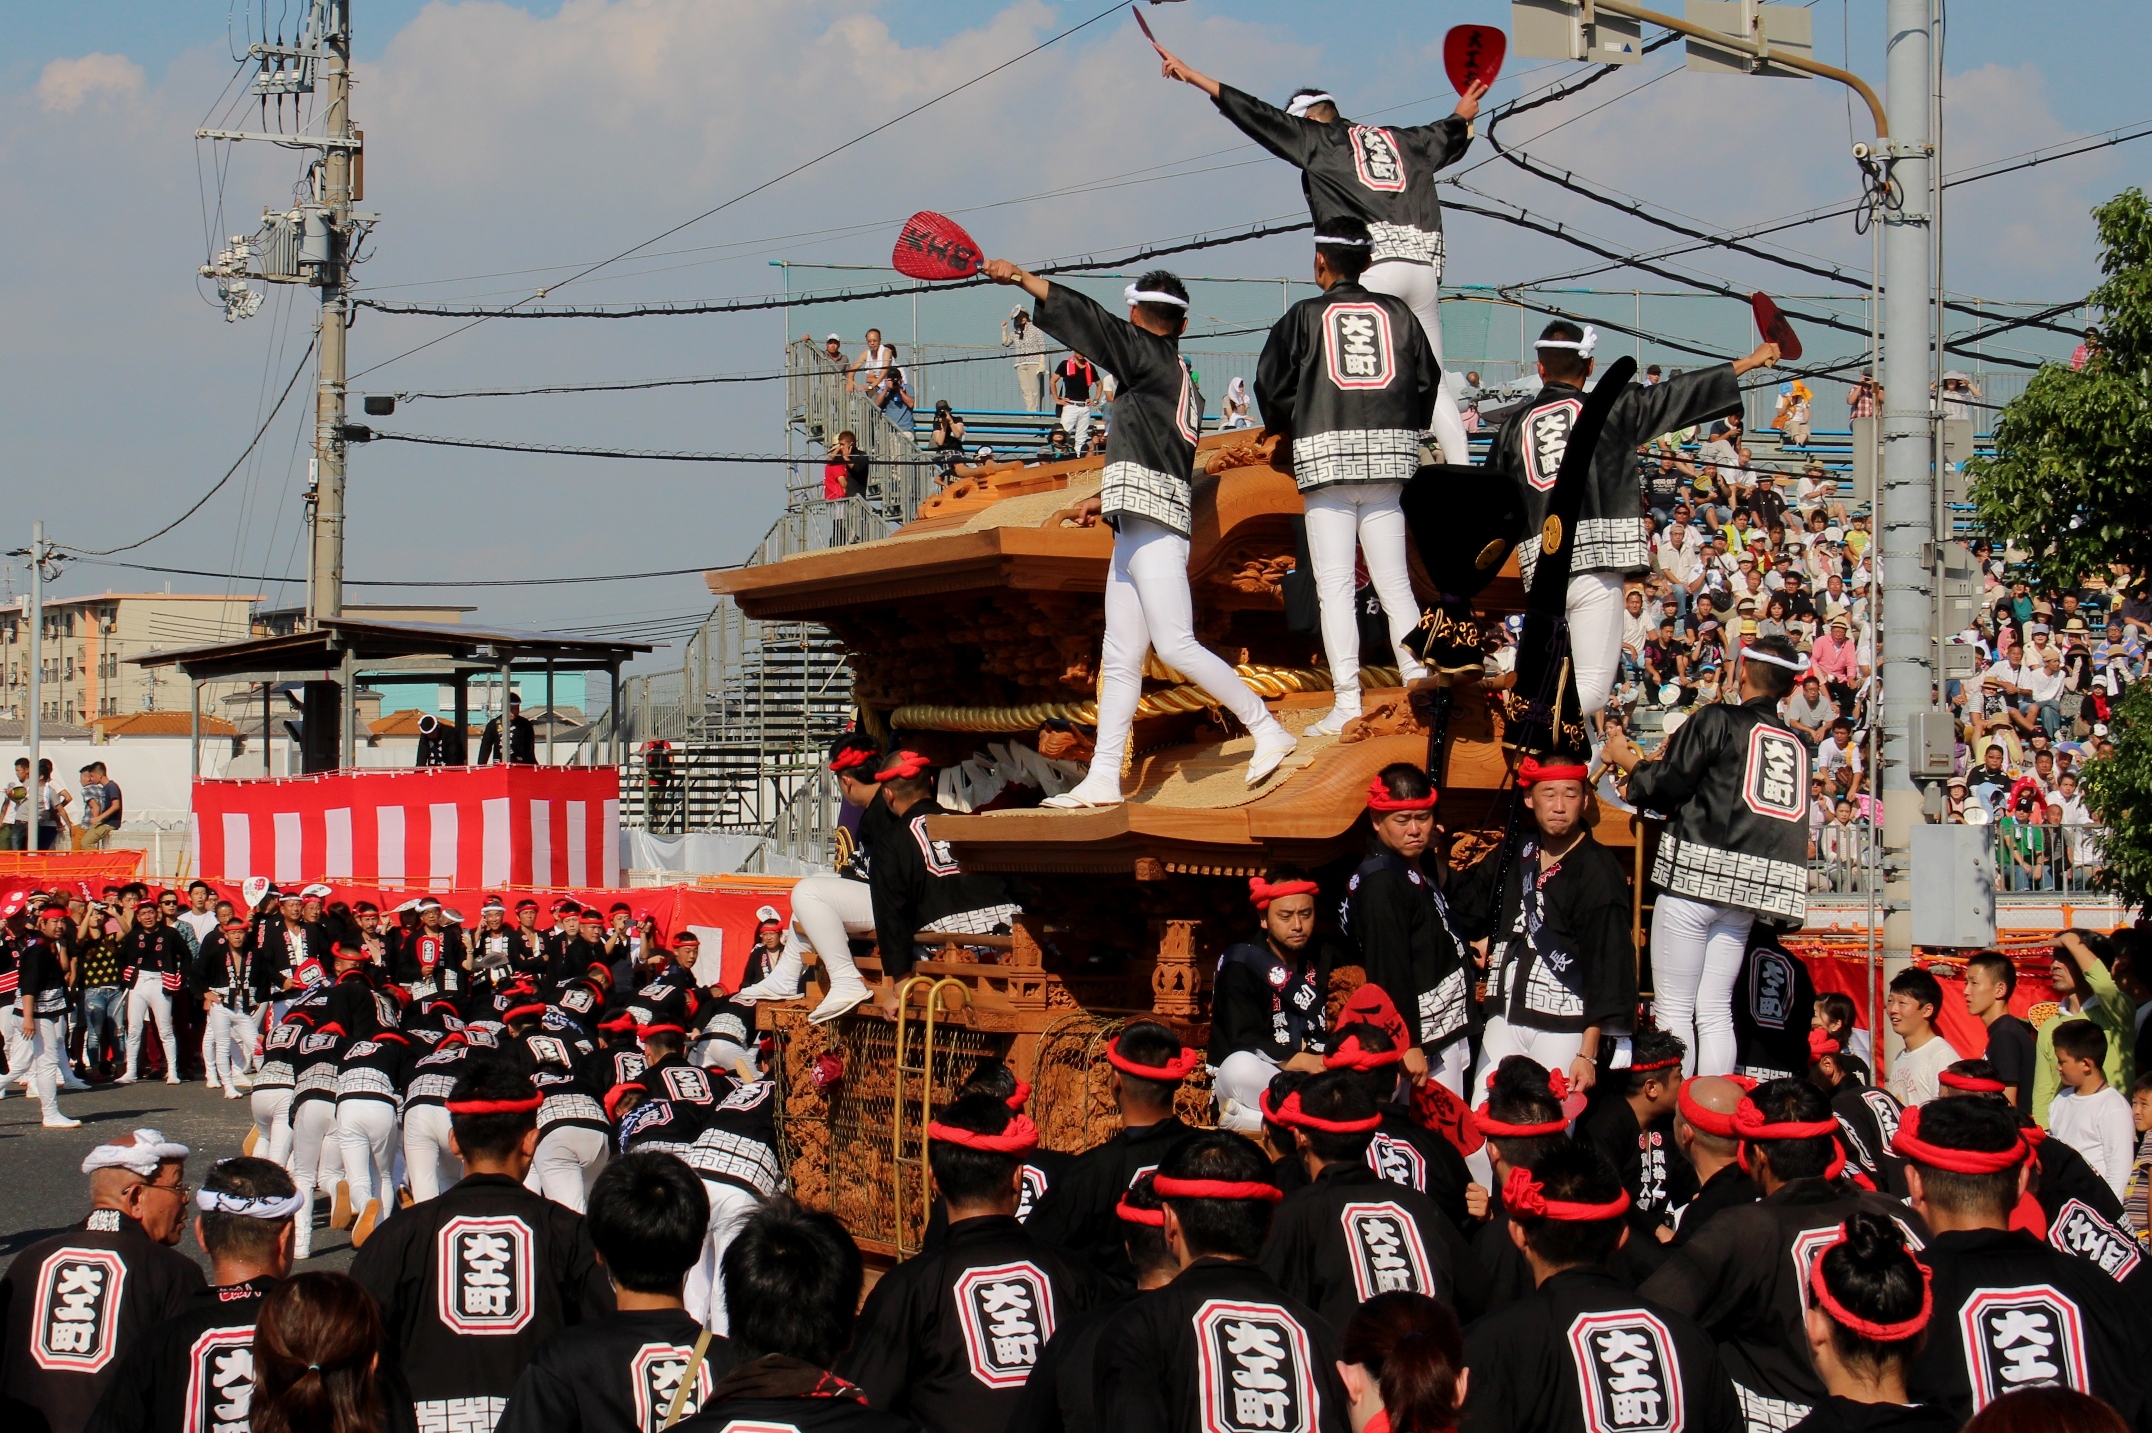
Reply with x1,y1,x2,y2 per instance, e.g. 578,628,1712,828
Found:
1817,718,1862,783
1221,375,1254,430
1783,673,1835,748
1035,425,1077,465
1812,617,1862,711
928,402,967,480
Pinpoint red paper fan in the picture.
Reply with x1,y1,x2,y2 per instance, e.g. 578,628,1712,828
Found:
1443,25,1506,94
1750,291,1804,361
892,211,982,281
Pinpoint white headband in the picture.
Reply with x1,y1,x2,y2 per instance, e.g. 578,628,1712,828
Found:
82,1129,191,1178
1535,325,1599,360
1123,284,1189,309
1312,233,1372,247
1740,645,1812,673
1286,91,1337,118
197,1188,307,1220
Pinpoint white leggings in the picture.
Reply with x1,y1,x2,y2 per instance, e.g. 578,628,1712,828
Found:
1649,893,1755,1077
1085,517,1279,792
203,1000,256,1090
524,1125,610,1213
251,1088,295,1166
1428,1036,1470,1100
336,1098,400,1216
402,1104,462,1203
1567,570,1629,723
124,974,177,1078
774,874,877,990
26,1013,66,1113
1471,1016,1588,1095
288,1097,346,1258
1360,259,1469,464
685,1180,764,1337
1303,483,1429,701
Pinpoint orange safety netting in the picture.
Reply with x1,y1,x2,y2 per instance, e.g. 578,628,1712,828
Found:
0,850,146,884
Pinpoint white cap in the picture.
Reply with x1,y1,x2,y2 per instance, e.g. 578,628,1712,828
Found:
82,1129,190,1178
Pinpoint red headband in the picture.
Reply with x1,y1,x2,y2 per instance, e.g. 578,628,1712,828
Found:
1807,1234,1934,1342
1259,1089,1382,1134
1472,1103,1569,1139
1809,1028,1842,1060
1105,1037,1200,1082
639,1023,688,1040
1006,1082,1031,1110
1503,1167,1631,1221
1152,1176,1285,1204
599,1010,641,1032
1324,1034,1404,1071
1116,1196,1166,1227
445,1093,544,1116
1733,1096,1861,1185
1629,1056,1683,1074
875,750,931,782
1518,757,1590,787
927,1114,1039,1153
602,1081,646,1122
1249,876,1320,911
1889,1104,2028,1174
1938,1070,2006,1094
502,1003,548,1025
829,746,878,774
1674,1076,1756,1139
1366,776,1437,812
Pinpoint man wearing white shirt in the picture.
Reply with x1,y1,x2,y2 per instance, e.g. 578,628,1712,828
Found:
1817,718,1862,782
1654,519,1702,589
2021,647,2067,737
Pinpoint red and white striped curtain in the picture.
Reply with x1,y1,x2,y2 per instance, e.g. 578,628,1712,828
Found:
190,767,622,890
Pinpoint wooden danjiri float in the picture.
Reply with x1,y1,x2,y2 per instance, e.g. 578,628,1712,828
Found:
707,432,1639,1264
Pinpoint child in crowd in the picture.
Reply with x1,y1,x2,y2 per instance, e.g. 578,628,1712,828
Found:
2048,1021,2136,1199
2126,1072,2152,1249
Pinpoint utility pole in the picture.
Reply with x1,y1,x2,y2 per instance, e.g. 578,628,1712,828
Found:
309,10,354,627
1878,0,1935,1012
25,522,46,854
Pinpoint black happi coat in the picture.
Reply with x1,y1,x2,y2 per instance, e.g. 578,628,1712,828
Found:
1255,281,1440,492
1907,1228,2151,1429
1829,1082,1908,1196
1207,938,1330,1066
1640,1177,1928,1411
1490,366,1740,591
334,1028,415,1107
1005,1293,1141,1433
496,1307,736,1433
1629,695,1813,926
81,1277,277,1433
2040,1185,2152,1315
1460,1266,1743,1433
1451,833,1635,1035
1030,282,1203,537
869,798,1019,978
924,1148,1074,1246
1341,848,1472,1055
402,1034,473,1111
642,1052,728,1112
1024,1117,1195,1290
187,934,247,1000
1670,1162,1761,1247
1214,87,1469,268
574,1037,647,1109
673,1079,785,1201
674,1380,912,1433
117,927,189,989
1786,1397,1958,1433
250,1015,307,1093
1366,1105,1473,1231
1733,935,1819,1079
0,1211,206,1433
321,968,385,1041
348,1172,614,1414
287,1021,350,1114
1579,1097,1698,1245
1094,1256,1351,1433
841,1215,1090,1433
1259,1161,1469,1331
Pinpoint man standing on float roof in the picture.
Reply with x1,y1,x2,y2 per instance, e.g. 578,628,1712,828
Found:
1256,217,1442,737
981,257,1299,805
1150,42,1485,465
1489,320,1780,736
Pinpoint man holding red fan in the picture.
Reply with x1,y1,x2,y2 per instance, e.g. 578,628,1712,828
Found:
979,257,1300,804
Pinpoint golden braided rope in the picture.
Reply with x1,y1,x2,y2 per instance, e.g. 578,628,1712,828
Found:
887,665,1402,734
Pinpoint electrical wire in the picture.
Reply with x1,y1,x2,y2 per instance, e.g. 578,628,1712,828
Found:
347,0,1128,381
68,556,744,588
60,338,316,556
362,432,941,465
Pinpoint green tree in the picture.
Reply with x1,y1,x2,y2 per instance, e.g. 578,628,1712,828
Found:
1969,187,2152,585
1971,188,2152,908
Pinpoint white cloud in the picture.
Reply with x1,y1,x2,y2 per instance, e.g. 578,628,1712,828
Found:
35,53,144,113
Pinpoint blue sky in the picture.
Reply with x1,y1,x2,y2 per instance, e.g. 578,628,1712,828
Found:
1,1,2143,660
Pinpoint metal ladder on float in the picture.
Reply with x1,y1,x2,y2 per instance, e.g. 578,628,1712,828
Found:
890,975,966,1257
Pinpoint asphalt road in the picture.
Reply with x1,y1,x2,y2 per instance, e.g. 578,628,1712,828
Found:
0,1079,357,1277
